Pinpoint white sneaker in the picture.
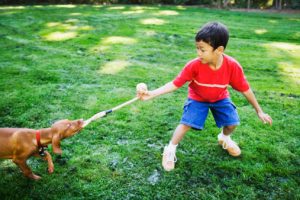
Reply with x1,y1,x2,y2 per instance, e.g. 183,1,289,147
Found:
162,146,177,171
218,133,241,157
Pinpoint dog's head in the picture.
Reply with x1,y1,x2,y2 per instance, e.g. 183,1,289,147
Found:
51,119,84,154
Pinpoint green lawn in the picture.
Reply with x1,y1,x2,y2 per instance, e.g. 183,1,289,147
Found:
0,4,299,199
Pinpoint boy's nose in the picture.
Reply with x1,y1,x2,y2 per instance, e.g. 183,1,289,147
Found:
197,51,202,57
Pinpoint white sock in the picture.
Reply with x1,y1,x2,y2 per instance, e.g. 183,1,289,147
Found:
167,141,178,152
220,131,230,139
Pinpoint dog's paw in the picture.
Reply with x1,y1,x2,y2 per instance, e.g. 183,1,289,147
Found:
29,173,41,180
48,166,54,174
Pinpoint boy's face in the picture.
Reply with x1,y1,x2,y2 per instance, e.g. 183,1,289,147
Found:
195,41,223,64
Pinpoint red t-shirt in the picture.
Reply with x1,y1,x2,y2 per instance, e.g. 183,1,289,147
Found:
173,54,250,102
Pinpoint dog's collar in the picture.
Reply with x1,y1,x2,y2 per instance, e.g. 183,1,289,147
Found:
36,130,47,148
36,130,47,157
36,130,42,147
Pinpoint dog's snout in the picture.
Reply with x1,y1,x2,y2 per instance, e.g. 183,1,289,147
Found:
78,119,84,126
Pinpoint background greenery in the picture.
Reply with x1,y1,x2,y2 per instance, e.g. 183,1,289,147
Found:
0,4,299,199
1,0,300,9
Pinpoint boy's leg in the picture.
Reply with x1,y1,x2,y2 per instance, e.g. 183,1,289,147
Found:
162,98,208,171
218,125,241,156
171,124,191,145
210,99,241,156
222,125,236,135
162,124,190,171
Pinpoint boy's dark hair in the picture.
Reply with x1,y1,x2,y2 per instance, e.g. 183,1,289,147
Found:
195,22,229,50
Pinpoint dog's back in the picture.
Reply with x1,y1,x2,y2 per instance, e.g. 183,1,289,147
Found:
0,128,31,158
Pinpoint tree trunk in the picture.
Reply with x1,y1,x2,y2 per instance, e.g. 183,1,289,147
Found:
278,0,282,10
275,0,282,10
247,0,251,10
223,0,229,8
217,0,221,8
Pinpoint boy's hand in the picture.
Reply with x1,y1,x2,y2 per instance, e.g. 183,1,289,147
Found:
136,83,152,101
136,81,178,101
257,112,272,125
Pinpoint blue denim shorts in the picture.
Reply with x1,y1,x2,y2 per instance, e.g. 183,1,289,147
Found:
180,98,240,130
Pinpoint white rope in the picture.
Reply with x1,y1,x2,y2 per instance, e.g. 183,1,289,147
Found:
82,97,139,128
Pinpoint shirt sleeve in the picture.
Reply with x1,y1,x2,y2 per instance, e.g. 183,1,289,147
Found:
229,62,250,92
173,61,194,88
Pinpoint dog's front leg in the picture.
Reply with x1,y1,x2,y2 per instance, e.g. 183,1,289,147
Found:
33,151,54,174
43,151,54,173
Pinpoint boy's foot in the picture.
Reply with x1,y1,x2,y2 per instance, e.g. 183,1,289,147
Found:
218,133,241,157
162,146,177,171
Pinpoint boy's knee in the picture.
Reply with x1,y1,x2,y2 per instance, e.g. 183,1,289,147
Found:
179,124,191,131
223,125,236,131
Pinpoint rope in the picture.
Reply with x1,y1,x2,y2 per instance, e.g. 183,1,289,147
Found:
82,97,139,128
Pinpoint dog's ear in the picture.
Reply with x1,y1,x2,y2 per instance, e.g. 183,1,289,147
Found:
52,134,62,155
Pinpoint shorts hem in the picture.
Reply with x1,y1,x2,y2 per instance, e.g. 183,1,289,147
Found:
180,121,203,130
217,122,240,128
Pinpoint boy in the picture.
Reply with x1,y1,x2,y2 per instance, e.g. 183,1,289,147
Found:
137,22,272,171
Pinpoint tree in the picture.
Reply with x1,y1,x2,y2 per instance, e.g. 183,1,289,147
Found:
247,0,251,9
274,0,282,10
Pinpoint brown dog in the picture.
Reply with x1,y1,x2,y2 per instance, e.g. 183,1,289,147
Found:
0,119,84,180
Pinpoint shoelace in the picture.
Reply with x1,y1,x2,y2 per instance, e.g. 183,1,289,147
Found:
162,150,177,163
221,137,237,150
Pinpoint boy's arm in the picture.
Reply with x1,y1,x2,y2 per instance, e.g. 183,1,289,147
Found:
137,81,179,101
242,89,272,125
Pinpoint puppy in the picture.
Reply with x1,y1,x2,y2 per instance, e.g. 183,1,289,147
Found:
0,119,83,180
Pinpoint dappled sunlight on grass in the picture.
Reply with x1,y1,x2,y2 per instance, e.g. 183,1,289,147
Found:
263,42,300,86
54,5,77,8
98,60,131,75
0,11,20,15
65,18,79,23
44,31,77,41
154,10,179,16
176,5,187,10
60,24,77,30
90,45,110,53
140,18,166,25
102,36,137,45
131,6,157,10
144,30,157,36
90,36,137,52
70,12,82,16
84,95,99,108
288,18,300,22
268,20,277,24
255,29,268,35
0,6,25,10
46,21,94,31
268,42,300,52
108,6,125,10
47,22,62,27
122,10,145,15
78,26,94,31
277,61,300,84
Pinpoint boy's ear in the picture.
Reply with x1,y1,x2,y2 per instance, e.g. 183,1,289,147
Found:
215,46,225,53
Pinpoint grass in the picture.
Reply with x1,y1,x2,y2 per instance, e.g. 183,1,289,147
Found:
0,4,299,200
